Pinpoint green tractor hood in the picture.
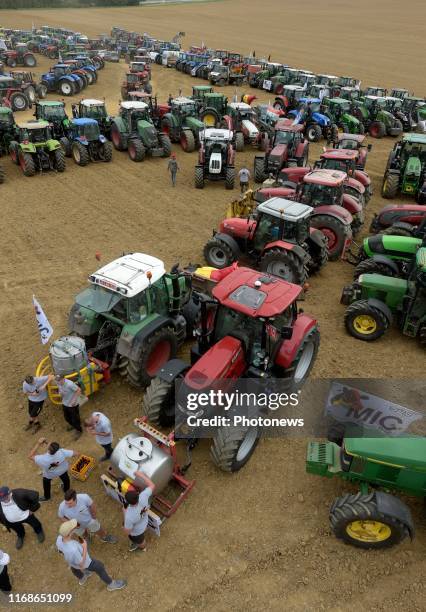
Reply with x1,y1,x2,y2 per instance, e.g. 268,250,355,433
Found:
137,119,159,146
402,155,422,195
363,235,423,260
306,441,342,477
358,273,408,309
185,116,205,131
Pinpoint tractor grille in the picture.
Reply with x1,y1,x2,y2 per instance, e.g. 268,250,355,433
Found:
210,158,221,170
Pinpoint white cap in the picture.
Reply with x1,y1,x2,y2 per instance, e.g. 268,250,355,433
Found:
0,550,10,566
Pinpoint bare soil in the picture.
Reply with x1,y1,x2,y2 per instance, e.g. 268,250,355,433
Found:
0,3,425,611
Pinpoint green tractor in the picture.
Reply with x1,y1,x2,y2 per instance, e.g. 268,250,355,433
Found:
34,100,71,153
0,105,17,156
161,96,207,152
341,246,426,343
68,252,192,387
322,98,364,134
9,120,66,177
353,234,424,279
306,435,425,549
198,92,228,127
110,101,171,162
382,133,426,202
351,96,403,138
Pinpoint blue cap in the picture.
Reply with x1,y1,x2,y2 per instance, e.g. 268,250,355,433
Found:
0,487,10,500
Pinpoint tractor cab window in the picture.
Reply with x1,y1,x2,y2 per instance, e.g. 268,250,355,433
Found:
53,67,66,77
24,127,49,143
274,130,294,146
80,122,99,141
322,158,347,172
42,105,66,121
213,306,263,351
127,291,149,322
306,102,321,113
76,285,124,315
301,183,340,205
127,74,138,83
253,214,281,250
339,138,357,150
85,105,106,120
216,65,228,76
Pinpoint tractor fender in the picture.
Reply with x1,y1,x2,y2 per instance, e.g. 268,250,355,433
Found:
342,194,362,215
157,358,189,384
163,112,179,128
262,241,309,263
313,205,353,225
294,141,309,158
212,232,241,257
60,75,76,84
275,316,317,369
19,142,36,154
374,491,415,540
366,299,393,325
112,116,127,133
308,228,328,249
45,139,61,152
118,315,175,361
366,255,400,274
222,114,233,130
311,112,329,126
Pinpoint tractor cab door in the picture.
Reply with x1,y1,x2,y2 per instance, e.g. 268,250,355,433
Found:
251,213,282,252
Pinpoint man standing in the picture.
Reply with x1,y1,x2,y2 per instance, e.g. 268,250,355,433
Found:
0,486,45,550
123,471,155,552
167,152,180,187
238,167,251,194
55,375,82,439
0,550,11,595
58,489,117,544
85,412,113,461
56,520,126,591
28,438,76,502
22,374,54,433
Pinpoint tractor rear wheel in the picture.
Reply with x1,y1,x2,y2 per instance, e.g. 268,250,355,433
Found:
387,119,403,137
126,326,178,388
72,142,89,166
6,57,17,68
19,152,35,177
330,492,409,549
195,166,205,189
24,53,36,68
344,300,389,341
60,137,71,157
306,124,322,142
128,138,146,162
180,130,195,152
381,173,399,199
310,214,350,260
259,248,307,285
142,377,175,427
10,92,28,112
235,132,245,152
353,258,398,280
25,85,36,104
204,238,237,268
36,83,48,99
225,167,235,190
283,327,320,388
158,133,172,157
210,425,259,472
369,121,385,138
380,223,413,237
254,157,266,183
110,123,126,151
53,148,66,173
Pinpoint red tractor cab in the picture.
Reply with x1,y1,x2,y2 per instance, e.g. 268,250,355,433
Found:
121,71,152,98
316,148,373,203
254,123,309,183
129,60,151,78
1,43,36,68
334,133,372,169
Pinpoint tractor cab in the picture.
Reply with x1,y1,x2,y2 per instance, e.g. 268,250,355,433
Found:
251,197,313,251
35,100,67,123
51,63,73,78
282,84,305,103
273,123,304,150
192,84,214,103
317,149,358,175
201,127,233,171
227,101,256,124
75,98,108,121
171,96,197,117
390,88,409,100
339,86,362,101
299,169,346,206
17,120,52,143
0,105,15,128
325,97,351,118
317,74,338,87
337,76,360,89
129,61,149,75
69,117,101,142
364,86,387,98
119,100,151,126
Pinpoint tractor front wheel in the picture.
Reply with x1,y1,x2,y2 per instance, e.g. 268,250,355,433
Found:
59,80,74,96
259,248,307,285
225,167,235,190
72,142,89,166
344,300,389,341
284,327,320,388
180,130,195,152
60,137,71,157
53,148,66,172
36,83,48,99
353,258,398,280
10,92,29,112
23,53,36,68
101,141,113,162
128,138,146,162
195,166,204,189
19,152,35,177
210,425,259,472
381,173,399,199
330,492,409,549
254,157,266,183
306,124,322,142
125,326,178,388
158,133,172,157
110,124,125,151
204,238,237,268
142,377,175,427
369,121,385,138
235,132,245,152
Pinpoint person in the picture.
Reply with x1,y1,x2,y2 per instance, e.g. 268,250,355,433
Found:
85,412,113,461
167,153,180,187
28,438,77,502
0,486,45,550
22,374,54,433
58,489,117,544
238,167,251,194
262,172,277,188
55,375,82,439
56,520,126,591
123,471,155,552
0,550,11,594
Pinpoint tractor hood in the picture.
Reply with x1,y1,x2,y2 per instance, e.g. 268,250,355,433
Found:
404,156,422,178
220,217,256,239
343,113,360,127
269,144,288,166
311,111,329,126
241,119,259,139
184,336,245,390
137,120,158,145
185,116,204,130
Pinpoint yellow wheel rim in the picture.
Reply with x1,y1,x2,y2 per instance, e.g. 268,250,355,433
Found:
346,520,391,542
353,314,377,334
203,114,216,127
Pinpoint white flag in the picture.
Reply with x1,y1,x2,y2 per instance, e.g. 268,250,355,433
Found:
33,295,53,345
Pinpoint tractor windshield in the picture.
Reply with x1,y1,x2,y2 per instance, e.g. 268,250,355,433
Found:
42,105,66,120
85,105,107,119
23,127,50,143
174,102,196,116
338,138,358,150
80,123,100,140
306,102,321,113
301,183,342,205
274,130,294,145
322,159,349,172
76,285,124,315
213,305,264,347
285,89,303,101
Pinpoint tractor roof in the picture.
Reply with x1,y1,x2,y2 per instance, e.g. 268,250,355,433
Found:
89,253,165,298
201,127,233,141
127,91,152,99
81,98,104,106
318,73,338,79
229,102,252,111
300,97,321,104
37,100,64,107
71,117,98,126
17,120,49,130
193,85,212,91
328,97,349,105
212,266,302,318
321,149,358,160
338,133,366,143
344,436,426,470
364,95,384,101
304,169,346,186
172,96,194,105
257,197,313,221
284,85,305,91
120,100,148,110
402,133,426,144
275,121,304,133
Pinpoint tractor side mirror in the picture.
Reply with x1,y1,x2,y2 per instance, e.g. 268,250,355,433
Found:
280,326,293,340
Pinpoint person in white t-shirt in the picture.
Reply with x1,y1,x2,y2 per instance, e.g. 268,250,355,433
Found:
0,550,11,593
58,489,117,544
22,374,54,433
28,438,77,502
238,167,251,194
85,412,113,461
123,471,155,552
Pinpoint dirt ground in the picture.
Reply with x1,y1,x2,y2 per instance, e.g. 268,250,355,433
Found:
0,2,425,611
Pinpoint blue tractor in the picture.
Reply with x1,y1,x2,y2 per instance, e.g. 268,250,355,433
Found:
39,63,85,97
288,97,339,143
66,118,113,166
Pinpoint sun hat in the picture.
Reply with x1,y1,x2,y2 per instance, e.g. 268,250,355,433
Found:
59,519,78,537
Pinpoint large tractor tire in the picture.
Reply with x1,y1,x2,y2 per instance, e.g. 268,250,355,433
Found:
19,152,35,177
36,83,48,99
125,326,178,388
387,119,403,137
110,123,126,151
158,133,172,157
282,327,320,389
195,166,205,189
72,142,90,167
369,121,385,138
259,248,307,285
53,148,66,172
59,80,74,96
310,214,350,261
6,57,17,68
180,129,195,152
101,141,113,162
353,258,398,280
225,167,235,190
142,377,175,427
23,53,36,68
0,164,5,184
84,70,94,85
381,172,399,199
307,237,329,274
128,138,146,162
306,124,322,142
60,137,72,157
380,223,413,237
235,132,245,152
204,238,237,268
210,425,259,472
25,85,36,105
344,300,389,341
254,157,266,183
330,492,409,549
9,92,28,112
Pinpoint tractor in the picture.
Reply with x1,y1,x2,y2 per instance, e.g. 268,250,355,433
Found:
401,97,426,133
9,120,66,177
121,70,152,98
111,101,171,162
161,97,204,152
194,128,235,189
7,71,39,105
334,133,372,169
129,60,151,78
315,149,373,203
0,43,36,68
272,85,306,114
34,100,71,153
322,98,364,134
341,246,426,343
286,97,339,143
0,105,17,155
222,101,264,151
40,64,84,96
253,123,309,183
336,76,360,89
363,86,387,97
382,133,426,202
351,96,403,138
71,98,113,139
203,196,328,285
370,204,426,236
66,118,113,166
191,84,214,107
0,75,30,111
250,62,284,90
68,252,192,388
353,234,424,279
197,92,227,127
208,63,245,87
306,435,426,549
382,97,411,132
142,265,320,472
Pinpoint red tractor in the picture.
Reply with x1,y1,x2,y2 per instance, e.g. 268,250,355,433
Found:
333,133,372,170
121,71,152,98
369,203,426,237
0,75,31,111
315,148,373,203
142,266,319,472
129,60,151,79
203,196,328,285
1,44,36,68
254,123,309,183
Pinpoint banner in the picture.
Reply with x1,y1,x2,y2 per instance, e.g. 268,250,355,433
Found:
33,295,53,345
